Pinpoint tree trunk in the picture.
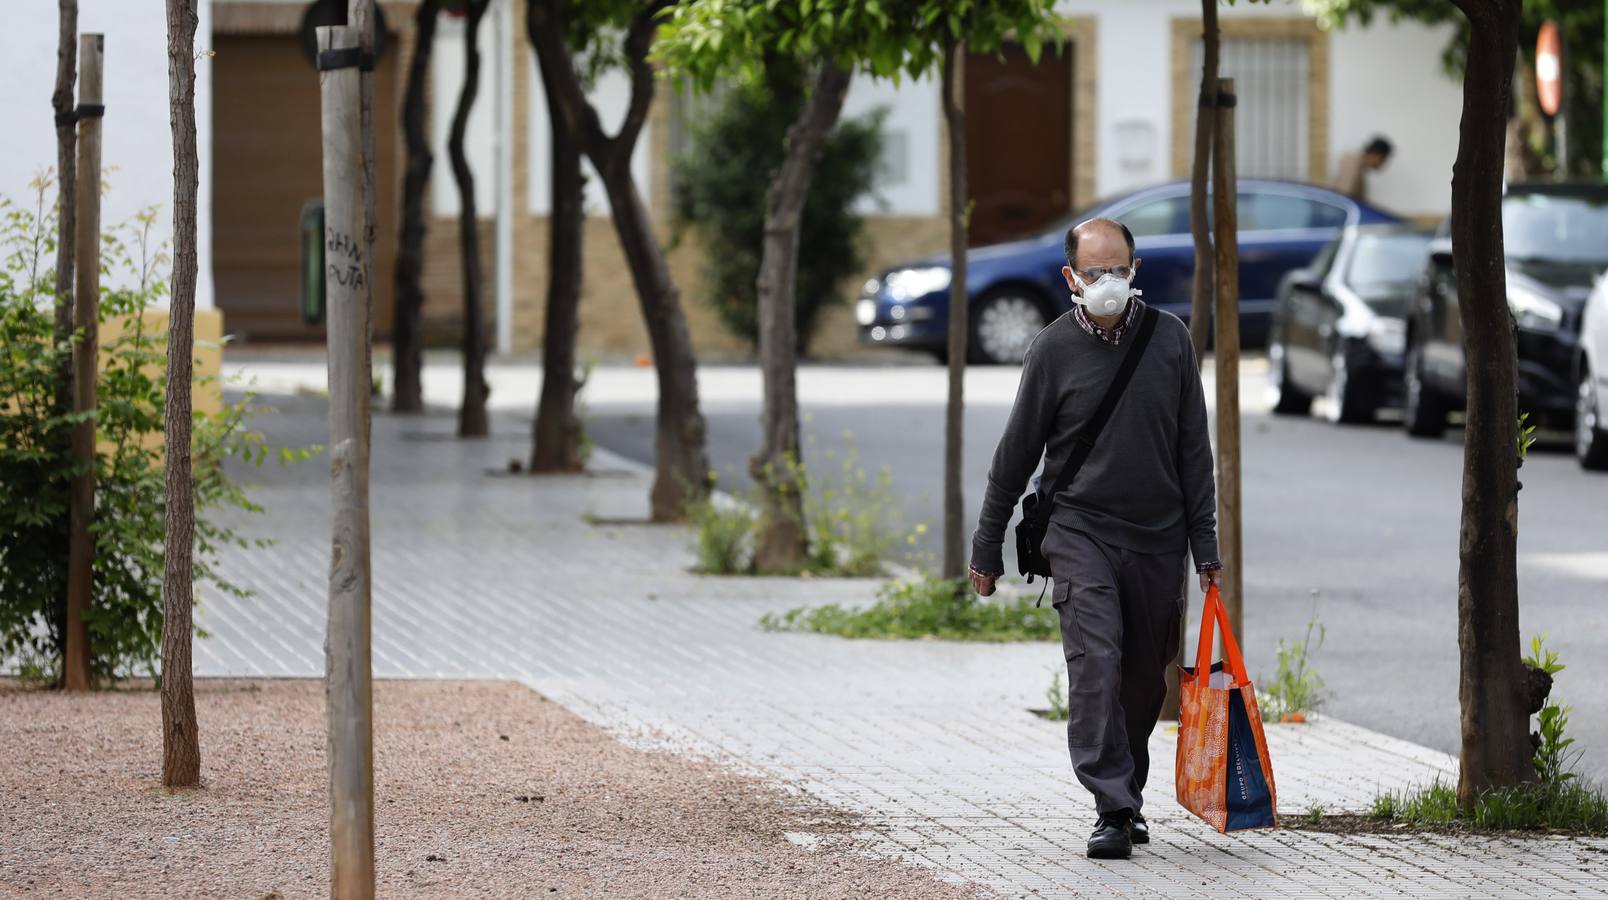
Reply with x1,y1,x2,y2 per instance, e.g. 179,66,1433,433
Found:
1212,78,1243,642
527,10,586,474
450,0,492,438
749,61,851,574
161,0,201,787
599,161,709,521
317,22,376,898
1187,0,1218,360
64,33,103,693
350,0,377,441
49,0,77,687
1449,0,1533,809
940,42,967,581
391,0,440,414
526,0,708,521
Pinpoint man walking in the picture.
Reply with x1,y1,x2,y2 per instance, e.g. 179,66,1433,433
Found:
968,218,1221,860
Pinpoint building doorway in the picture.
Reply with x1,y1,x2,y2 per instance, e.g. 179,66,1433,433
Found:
963,43,1074,248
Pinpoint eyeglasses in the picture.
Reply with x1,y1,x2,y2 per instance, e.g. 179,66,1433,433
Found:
1077,265,1135,281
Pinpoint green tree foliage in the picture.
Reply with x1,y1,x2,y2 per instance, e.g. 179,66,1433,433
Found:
671,67,884,351
1308,0,1603,177
0,182,298,684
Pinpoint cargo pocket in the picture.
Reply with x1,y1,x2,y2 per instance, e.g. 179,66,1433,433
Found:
1052,581,1086,662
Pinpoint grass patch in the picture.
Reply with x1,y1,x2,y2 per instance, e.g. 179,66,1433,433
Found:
1259,597,1326,723
759,574,1059,642
1296,780,1608,836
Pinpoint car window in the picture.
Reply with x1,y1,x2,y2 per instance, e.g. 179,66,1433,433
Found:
1346,233,1431,290
1503,192,1608,265
1119,195,1189,237
1239,192,1349,231
1308,237,1342,277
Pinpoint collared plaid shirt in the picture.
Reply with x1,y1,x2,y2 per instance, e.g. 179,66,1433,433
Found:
1072,298,1141,345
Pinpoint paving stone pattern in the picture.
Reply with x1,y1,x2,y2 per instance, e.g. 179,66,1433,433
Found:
195,395,1608,899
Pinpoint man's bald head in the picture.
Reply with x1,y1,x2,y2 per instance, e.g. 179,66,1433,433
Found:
1064,218,1135,271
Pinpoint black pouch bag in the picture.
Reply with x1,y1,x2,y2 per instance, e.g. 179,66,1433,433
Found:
1014,306,1158,584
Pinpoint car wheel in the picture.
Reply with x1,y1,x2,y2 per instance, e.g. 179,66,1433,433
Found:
970,289,1048,365
1577,365,1608,471
1268,338,1311,416
1324,347,1375,425
1403,340,1447,439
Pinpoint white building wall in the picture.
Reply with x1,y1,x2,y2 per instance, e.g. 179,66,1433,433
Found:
842,72,941,217
1057,0,1460,217
0,2,215,310
1328,21,1462,217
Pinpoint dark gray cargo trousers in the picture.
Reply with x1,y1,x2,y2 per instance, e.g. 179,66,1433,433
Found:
1042,522,1187,816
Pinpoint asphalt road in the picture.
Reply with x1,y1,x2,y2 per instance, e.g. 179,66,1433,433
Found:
587,357,1608,778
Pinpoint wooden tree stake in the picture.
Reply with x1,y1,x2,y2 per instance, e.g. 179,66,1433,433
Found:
63,32,103,692
317,23,376,899
1211,78,1244,641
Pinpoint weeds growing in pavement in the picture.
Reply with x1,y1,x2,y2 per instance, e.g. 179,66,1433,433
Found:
1259,595,1326,723
1350,638,1608,836
1304,805,1327,826
686,431,921,578
1039,669,1069,721
1364,780,1608,834
759,573,1059,641
686,487,756,575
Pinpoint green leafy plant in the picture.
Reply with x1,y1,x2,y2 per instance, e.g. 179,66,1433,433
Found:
0,178,300,685
670,67,884,353
1305,804,1328,826
1259,598,1327,723
1524,634,1578,787
759,572,1058,642
1518,411,1538,461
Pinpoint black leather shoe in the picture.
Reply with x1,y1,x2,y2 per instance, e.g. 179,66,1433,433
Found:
1086,813,1133,860
1131,814,1149,844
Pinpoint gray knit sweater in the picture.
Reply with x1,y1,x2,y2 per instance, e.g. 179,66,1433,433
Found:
970,301,1219,574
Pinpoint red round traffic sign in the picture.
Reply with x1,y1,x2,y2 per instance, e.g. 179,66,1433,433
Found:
1536,21,1561,117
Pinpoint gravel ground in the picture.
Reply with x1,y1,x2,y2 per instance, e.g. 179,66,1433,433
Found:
1,679,979,899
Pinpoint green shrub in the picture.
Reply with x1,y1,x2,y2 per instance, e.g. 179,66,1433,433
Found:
671,64,884,352
759,573,1059,642
0,180,296,685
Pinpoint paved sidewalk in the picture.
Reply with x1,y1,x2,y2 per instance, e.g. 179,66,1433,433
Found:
197,393,1608,898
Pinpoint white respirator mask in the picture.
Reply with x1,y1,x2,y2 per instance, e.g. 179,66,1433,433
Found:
1071,268,1140,317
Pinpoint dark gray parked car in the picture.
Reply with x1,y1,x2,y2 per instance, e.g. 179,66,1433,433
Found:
1268,223,1433,423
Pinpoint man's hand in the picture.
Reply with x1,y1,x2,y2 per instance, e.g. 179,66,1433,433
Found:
1199,566,1225,593
969,567,999,597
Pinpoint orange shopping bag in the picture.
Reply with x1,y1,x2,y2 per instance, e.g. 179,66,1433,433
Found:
1175,585,1278,832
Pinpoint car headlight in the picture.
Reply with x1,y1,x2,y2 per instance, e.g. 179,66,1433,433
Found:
861,277,881,297
1366,318,1406,355
855,298,877,326
1509,286,1563,333
884,266,951,301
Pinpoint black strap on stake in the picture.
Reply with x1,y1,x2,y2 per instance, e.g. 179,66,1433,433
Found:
316,48,375,71
54,103,106,127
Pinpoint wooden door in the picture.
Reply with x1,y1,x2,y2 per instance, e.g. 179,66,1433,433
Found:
212,34,398,342
963,43,1073,248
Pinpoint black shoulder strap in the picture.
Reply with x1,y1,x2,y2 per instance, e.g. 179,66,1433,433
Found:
1033,305,1159,530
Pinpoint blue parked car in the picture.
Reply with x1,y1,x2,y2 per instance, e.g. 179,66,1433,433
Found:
855,179,1403,364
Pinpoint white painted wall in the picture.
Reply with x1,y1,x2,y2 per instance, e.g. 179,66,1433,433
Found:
1328,20,1462,217
525,60,651,217
842,72,941,217
1055,0,1461,217
0,2,215,309
431,11,499,217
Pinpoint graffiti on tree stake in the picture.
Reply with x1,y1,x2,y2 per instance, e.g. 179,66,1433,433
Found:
326,227,365,290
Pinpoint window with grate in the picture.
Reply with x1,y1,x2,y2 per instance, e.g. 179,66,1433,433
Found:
1188,37,1311,181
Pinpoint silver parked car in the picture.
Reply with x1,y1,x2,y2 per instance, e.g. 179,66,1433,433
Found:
1577,266,1608,470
